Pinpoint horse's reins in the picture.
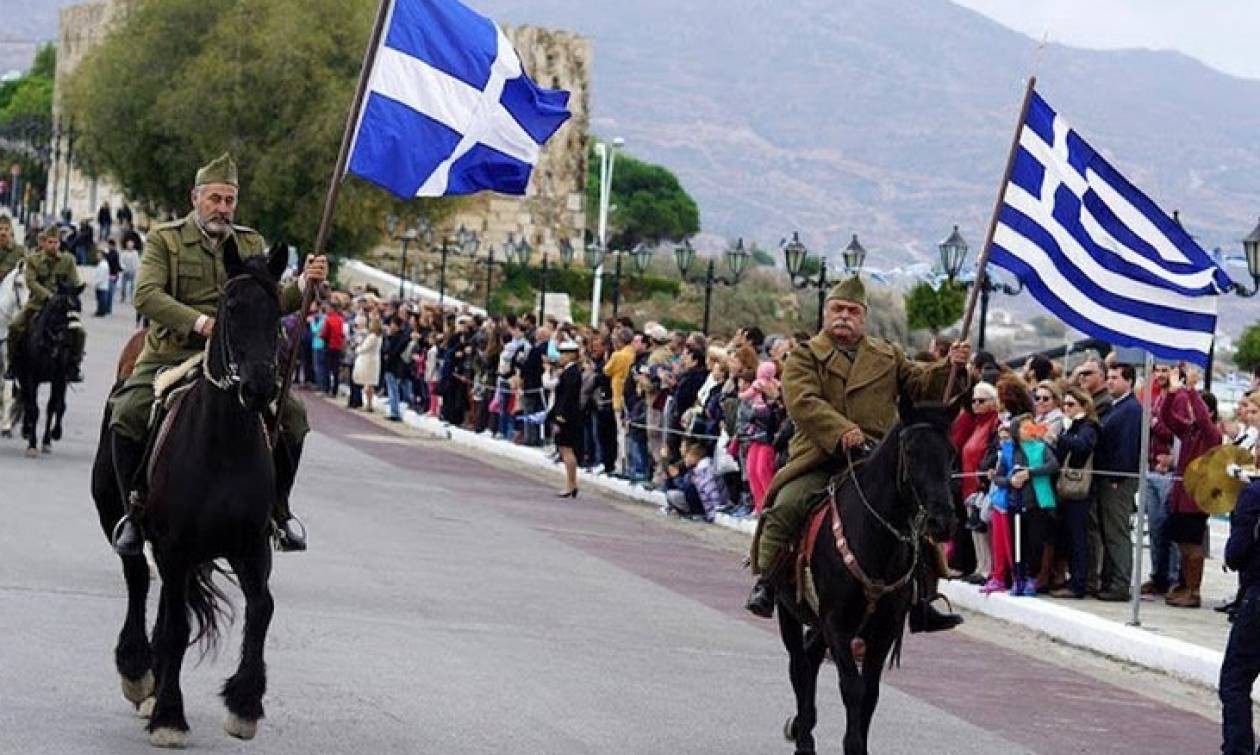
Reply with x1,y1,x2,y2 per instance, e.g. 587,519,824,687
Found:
825,424,935,637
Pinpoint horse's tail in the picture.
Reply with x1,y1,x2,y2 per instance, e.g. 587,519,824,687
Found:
187,562,236,658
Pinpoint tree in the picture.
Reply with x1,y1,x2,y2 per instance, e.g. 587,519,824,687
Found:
0,44,55,203
586,144,699,249
1234,324,1260,372
904,280,965,335
63,0,452,256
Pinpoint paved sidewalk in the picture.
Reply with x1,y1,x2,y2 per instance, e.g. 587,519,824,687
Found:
394,404,1243,693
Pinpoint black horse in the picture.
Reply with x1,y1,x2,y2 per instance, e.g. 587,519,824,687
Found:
91,237,288,748
16,281,82,457
775,400,957,755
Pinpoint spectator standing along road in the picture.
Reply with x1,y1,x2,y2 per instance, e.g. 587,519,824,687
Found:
1092,364,1142,601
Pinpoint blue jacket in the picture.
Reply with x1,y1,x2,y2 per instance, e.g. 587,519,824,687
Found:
1096,392,1142,475
1227,481,1260,593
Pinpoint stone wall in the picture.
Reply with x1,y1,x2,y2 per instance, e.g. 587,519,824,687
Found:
46,0,130,225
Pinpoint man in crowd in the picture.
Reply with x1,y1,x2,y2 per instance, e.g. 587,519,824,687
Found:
320,302,346,397
109,153,326,555
1091,363,1142,600
520,325,550,445
1144,362,1180,596
5,227,85,382
746,276,971,632
1074,357,1112,419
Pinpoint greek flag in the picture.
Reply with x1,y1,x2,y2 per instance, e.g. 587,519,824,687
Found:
990,90,1232,366
346,0,572,198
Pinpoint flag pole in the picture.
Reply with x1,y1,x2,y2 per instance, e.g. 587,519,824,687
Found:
944,75,1037,402
1128,350,1155,626
272,0,392,439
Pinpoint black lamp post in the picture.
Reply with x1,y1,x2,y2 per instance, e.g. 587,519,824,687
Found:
433,223,479,306
476,242,507,312
1200,217,1260,390
585,242,654,319
782,231,832,330
675,238,751,335
386,215,424,300
940,225,1021,351
841,233,868,276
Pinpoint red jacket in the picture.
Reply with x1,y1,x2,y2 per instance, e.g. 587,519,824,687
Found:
1161,389,1221,515
951,410,1000,502
320,311,346,352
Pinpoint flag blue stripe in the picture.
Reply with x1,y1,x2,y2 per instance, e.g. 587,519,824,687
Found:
385,0,497,90
499,75,572,144
1024,92,1056,145
1009,146,1045,199
445,143,533,195
348,92,463,198
997,203,1216,330
990,244,1211,366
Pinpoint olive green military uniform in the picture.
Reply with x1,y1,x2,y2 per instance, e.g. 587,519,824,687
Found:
0,239,23,283
750,330,958,574
7,244,85,367
107,213,307,445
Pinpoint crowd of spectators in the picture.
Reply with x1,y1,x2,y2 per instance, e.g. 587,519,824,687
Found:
297,287,806,522
951,349,1255,613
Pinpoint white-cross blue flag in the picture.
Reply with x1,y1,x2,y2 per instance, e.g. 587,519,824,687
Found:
989,89,1231,366
346,0,572,198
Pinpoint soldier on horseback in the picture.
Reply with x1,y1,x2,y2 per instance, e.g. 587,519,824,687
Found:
4,225,85,383
108,153,326,555
745,275,971,632
0,215,23,282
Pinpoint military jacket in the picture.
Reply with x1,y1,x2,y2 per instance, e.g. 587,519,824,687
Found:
134,212,302,365
24,250,81,307
0,241,23,283
763,330,960,510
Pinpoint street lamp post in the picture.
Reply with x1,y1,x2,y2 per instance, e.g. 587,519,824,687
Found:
590,137,625,326
585,242,654,319
939,224,1021,351
434,223,479,306
477,243,507,312
385,215,422,300
674,238,751,335
782,231,833,330
1204,217,1260,390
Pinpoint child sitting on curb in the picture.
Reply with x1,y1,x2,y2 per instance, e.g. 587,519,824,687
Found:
662,442,727,522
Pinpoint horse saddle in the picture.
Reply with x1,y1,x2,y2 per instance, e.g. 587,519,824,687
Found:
144,353,206,483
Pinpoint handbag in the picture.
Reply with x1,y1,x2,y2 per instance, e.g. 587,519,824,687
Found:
1056,453,1094,500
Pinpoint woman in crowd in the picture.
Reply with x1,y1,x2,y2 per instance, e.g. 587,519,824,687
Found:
1033,380,1065,441
354,316,383,413
989,415,1058,596
548,340,583,498
952,381,1001,585
1160,367,1222,608
1052,386,1100,599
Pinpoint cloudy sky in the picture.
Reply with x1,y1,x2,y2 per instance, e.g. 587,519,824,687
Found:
952,0,1260,81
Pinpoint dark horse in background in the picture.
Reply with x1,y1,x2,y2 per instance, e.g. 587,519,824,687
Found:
775,400,957,755
16,281,82,457
91,238,288,748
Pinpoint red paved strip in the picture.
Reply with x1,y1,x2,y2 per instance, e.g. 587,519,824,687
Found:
308,398,1219,754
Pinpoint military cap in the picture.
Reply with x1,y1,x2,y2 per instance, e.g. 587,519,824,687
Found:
0,215,11,227
826,275,867,308
38,226,61,242
195,152,239,187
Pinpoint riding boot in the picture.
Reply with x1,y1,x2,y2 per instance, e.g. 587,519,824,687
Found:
110,434,148,556
745,551,791,619
909,540,964,633
273,436,307,552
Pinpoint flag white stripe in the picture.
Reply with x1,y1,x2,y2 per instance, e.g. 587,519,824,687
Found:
1003,182,1218,311
993,224,1214,352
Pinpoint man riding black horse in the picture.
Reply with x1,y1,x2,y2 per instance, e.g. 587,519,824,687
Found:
5,226,85,383
746,275,970,633
108,153,327,555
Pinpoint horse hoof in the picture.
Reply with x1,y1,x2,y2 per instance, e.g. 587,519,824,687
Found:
121,671,155,704
784,715,797,741
136,697,156,719
148,727,186,748
224,713,258,740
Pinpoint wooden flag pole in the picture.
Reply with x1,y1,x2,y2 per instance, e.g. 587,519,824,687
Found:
272,0,392,439
944,75,1038,402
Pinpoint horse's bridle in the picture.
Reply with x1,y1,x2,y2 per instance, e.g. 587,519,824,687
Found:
825,422,944,634
202,273,282,448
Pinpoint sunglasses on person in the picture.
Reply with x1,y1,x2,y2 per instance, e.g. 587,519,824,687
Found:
1062,398,1079,407
971,397,992,405
1034,393,1054,402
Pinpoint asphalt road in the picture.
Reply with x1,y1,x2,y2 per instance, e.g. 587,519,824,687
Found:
0,303,1225,753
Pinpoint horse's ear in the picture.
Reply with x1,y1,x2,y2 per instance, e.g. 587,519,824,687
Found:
222,234,243,276
266,241,288,281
